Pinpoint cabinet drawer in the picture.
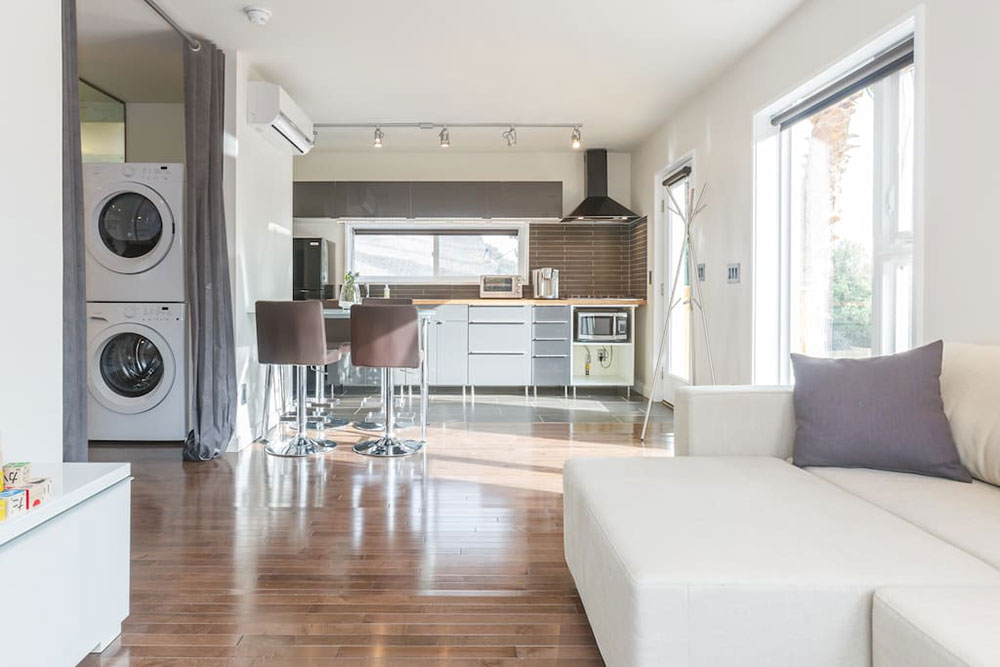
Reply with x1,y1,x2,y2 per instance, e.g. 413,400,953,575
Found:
469,322,529,353
532,356,570,386
468,305,530,323
469,353,530,385
533,339,569,357
532,322,570,341
423,304,468,321
532,305,570,323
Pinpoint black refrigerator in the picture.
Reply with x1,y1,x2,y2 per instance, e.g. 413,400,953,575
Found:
292,237,335,300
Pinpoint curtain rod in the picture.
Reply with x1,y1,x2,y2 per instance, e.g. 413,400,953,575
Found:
142,0,201,51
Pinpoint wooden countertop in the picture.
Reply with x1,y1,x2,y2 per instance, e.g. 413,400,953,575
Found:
411,298,646,306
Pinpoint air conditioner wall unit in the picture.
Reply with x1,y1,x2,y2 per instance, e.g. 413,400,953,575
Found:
247,81,315,155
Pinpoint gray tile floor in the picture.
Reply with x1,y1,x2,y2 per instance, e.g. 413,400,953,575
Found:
324,386,673,426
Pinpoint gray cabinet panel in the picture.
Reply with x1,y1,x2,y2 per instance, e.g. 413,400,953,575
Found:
335,182,411,218
469,353,530,385
432,319,469,385
487,182,563,218
410,182,490,218
532,356,570,386
532,322,570,341
532,305,571,323
532,340,570,356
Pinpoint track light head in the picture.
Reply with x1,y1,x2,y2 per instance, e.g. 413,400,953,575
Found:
439,127,450,148
571,126,582,150
502,126,517,147
373,126,384,148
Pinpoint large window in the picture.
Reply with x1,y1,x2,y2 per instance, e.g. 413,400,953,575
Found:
766,37,915,380
346,222,527,283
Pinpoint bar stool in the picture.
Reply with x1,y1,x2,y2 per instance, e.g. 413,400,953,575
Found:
350,304,423,457
256,300,343,457
357,298,414,427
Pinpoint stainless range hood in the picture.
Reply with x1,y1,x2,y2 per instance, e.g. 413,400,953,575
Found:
563,149,639,222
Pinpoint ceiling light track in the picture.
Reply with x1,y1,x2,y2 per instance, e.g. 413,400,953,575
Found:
141,0,202,51
315,122,583,149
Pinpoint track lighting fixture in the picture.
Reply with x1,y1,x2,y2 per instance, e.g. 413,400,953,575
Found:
502,126,517,147
318,122,583,150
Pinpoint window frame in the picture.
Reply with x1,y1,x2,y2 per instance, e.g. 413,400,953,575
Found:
343,220,530,284
752,14,923,385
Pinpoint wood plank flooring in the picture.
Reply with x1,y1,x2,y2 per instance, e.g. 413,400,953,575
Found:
83,390,673,666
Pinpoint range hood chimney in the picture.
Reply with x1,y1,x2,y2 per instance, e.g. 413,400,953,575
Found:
563,149,639,222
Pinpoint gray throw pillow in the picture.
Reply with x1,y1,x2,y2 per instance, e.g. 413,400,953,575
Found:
791,340,971,482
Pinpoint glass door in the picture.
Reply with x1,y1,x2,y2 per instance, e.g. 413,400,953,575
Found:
661,170,692,405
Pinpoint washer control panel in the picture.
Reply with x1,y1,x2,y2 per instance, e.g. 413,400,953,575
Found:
122,304,184,322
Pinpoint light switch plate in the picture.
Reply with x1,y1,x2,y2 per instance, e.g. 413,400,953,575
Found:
727,263,741,283
697,264,706,282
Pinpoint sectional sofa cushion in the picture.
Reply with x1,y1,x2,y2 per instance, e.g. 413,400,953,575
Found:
563,456,1000,667
809,466,1000,570
873,587,1000,667
941,343,1000,486
791,340,970,482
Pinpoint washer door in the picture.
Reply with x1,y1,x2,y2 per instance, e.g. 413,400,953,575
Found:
86,182,175,274
89,323,176,414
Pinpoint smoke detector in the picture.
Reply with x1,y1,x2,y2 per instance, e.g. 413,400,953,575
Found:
244,6,272,25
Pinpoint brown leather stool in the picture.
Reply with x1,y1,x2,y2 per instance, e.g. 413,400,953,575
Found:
350,304,423,457
256,300,343,457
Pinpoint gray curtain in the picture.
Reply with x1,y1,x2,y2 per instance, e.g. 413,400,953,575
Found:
182,41,237,461
62,0,87,463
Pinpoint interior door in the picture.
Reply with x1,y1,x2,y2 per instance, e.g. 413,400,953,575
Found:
660,169,692,406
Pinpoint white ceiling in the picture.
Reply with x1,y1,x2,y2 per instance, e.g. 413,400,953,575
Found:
78,0,806,151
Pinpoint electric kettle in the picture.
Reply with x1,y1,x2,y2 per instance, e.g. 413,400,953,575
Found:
532,268,559,299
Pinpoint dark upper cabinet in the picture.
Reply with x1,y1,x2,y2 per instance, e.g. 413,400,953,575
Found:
487,182,562,219
335,182,412,218
293,180,562,219
410,182,490,218
292,182,339,218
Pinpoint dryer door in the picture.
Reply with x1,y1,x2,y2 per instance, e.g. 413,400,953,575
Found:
86,182,176,274
89,322,177,414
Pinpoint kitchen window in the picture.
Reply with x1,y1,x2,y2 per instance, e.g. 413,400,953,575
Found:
344,222,528,283
755,32,917,383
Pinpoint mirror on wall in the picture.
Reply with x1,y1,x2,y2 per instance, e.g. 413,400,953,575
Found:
80,80,125,162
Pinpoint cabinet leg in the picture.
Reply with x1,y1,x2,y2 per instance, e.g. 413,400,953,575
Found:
533,386,538,400
564,385,568,399
524,385,529,399
573,386,577,399
627,386,631,400
462,385,466,402
471,385,476,402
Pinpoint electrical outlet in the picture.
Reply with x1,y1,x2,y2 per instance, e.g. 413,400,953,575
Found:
697,263,706,282
240,383,247,405
727,263,741,284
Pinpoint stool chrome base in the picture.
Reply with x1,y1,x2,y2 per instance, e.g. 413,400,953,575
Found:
266,434,338,458
353,436,423,457
353,420,384,432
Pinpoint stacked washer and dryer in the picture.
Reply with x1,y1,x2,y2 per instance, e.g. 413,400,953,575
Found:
84,164,189,441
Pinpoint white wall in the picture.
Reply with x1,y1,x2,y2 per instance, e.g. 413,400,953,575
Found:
228,54,295,451
631,0,1000,395
294,150,631,217
0,4,63,462
125,103,185,163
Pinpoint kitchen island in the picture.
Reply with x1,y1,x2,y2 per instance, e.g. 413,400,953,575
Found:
335,298,643,396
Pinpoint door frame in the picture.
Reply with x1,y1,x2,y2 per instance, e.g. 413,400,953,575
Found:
651,153,697,406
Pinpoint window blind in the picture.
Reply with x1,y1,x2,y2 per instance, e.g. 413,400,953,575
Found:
662,165,692,188
770,37,914,130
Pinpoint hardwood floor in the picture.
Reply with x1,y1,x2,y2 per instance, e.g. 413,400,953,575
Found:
84,390,673,666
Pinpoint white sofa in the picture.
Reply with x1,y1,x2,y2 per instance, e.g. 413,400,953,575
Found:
564,348,1000,666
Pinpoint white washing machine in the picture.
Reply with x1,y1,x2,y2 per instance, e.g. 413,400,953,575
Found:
87,302,188,441
84,163,184,302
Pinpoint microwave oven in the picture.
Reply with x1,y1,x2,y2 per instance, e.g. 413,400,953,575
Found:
480,275,523,298
576,309,630,342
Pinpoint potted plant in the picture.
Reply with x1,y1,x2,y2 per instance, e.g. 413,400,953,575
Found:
339,271,361,304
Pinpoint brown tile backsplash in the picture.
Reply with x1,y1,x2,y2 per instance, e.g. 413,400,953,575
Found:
362,219,648,300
